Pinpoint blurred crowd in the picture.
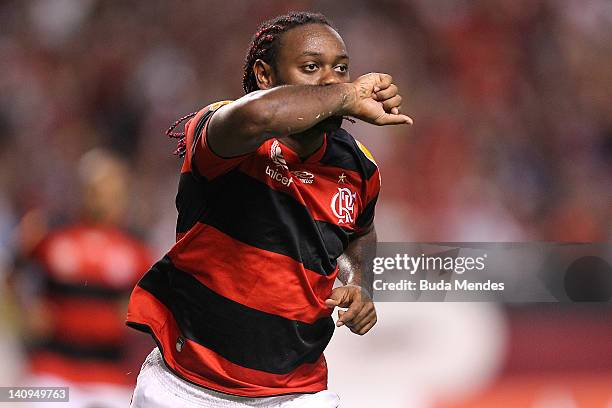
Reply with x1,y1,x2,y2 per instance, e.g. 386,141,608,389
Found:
0,1,611,406
1,0,611,259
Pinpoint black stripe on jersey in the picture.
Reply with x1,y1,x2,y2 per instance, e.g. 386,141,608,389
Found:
189,109,215,181
321,128,377,180
32,338,123,361
200,169,349,276
176,172,209,234
45,277,125,300
356,193,378,229
136,256,334,374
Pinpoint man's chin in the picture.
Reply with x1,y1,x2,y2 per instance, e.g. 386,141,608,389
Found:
312,115,344,133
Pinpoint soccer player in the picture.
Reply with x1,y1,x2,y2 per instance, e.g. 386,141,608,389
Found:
127,12,412,407
9,149,152,407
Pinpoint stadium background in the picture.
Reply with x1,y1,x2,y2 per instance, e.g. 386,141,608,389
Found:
0,0,611,407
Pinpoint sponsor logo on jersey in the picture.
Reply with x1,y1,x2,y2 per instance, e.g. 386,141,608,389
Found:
267,140,293,186
270,140,288,169
292,170,315,184
331,187,356,224
266,165,293,187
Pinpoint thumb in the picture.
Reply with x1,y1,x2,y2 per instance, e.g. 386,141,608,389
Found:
325,298,339,308
376,113,413,126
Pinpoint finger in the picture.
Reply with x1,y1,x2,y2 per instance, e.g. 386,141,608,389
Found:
337,301,364,327
374,84,398,101
351,308,376,332
375,113,413,126
352,303,375,325
357,316,378,335
391,107,399,115
382,95,402,112
346,303,373,329
375,74,393,91
336,309,346,327
325,298,340,308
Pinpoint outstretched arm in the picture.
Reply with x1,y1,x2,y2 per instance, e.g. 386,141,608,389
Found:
207,74,412,157
325,225,378,335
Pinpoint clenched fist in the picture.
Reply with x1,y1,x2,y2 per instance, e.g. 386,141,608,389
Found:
347,73,413,126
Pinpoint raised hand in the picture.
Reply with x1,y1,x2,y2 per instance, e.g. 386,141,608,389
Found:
348,73,413,126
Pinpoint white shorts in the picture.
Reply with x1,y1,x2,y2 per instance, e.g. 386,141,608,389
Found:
130,348,340,408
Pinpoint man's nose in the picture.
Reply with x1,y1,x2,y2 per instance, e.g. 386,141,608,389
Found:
320,69,341,86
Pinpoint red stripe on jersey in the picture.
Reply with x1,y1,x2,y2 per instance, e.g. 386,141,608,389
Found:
363,167,381,206
169,222,337,323
127,286,328,397
180,110,206,175
191,107,251,180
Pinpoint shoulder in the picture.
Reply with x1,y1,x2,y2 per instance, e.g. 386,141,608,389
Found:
190,100,235,131
321,128,379,181
207,100,234,112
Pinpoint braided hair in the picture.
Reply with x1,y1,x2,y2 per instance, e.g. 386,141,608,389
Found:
242,12,333,94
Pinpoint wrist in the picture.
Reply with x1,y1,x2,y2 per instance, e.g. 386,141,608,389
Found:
337,82,359,116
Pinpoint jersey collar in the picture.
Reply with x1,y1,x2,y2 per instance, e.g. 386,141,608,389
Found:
277,132,327,164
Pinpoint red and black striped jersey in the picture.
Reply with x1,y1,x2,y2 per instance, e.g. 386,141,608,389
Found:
126,101,381,397
26,224,152,385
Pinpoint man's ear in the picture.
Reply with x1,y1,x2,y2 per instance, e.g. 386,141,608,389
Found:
253,59,275,90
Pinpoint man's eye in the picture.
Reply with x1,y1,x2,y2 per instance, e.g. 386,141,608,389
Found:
334,65,348,73
303,63,318,72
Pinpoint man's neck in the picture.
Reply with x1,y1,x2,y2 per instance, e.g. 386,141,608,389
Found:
279,130,324,161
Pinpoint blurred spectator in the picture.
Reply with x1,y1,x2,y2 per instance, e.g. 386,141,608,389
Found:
7,149,152,408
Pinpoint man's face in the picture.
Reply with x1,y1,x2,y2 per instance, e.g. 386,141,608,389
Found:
273,23,351,86
272,23,350,132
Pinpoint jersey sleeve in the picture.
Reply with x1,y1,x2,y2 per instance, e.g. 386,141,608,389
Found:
184,100,252,180
355,140,381,233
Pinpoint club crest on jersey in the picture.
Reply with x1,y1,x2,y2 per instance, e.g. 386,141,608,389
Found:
291,170,315,184
331,187,356,224
176,336,185,352
270,140,288,169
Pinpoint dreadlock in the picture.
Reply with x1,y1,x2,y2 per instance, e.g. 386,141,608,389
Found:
165,111,197,157
242,12,334,94
167,12,336,157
